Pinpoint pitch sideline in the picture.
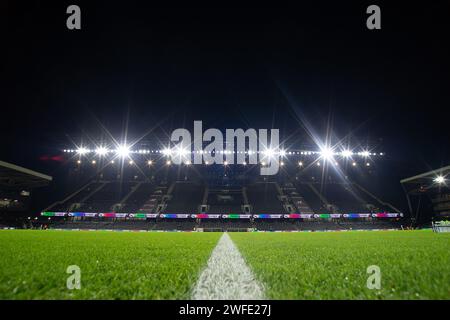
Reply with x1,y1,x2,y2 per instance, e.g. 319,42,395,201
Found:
191,232,265,300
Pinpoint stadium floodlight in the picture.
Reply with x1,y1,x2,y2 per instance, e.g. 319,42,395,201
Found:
361,151,370,157
175,147,188,157
162,148,172,157
366,162,371,167
280,161,285,166
224,161,228,166
279,149,286,157
76,147,88,155
341,149,353,158
298,161,303,166
147,160,153,165
243,161,247,166
116,145,130,158
434,176,445,184
261,161,266,166
320,147,334,161
166,160,171,166
110,160,115,164
129,160,134,165
92,160,96,164
262,148,276,158
76,160,81,164
185,160,191,165
352,162,357,166
317,161,321,166
95,147,108,156
205,160,209,165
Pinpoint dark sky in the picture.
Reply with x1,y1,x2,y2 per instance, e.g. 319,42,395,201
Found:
2,1,450,210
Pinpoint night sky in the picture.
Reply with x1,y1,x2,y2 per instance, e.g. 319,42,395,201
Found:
2,1,450,211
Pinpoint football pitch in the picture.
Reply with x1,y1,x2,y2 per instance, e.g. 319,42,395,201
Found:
0,230,448,299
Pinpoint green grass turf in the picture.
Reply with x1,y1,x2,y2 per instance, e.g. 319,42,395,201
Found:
0,230,221,299
230,230,450,299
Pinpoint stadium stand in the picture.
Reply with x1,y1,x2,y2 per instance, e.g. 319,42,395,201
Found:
293,182,330,213
163,181,204,214
207,186,244,213
10,151,406,232
323,183,369,213
120,182,155,212
246,182,285,213
76,181,135,212
0,160,52,228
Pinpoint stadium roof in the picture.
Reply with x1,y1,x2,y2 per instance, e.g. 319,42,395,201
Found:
400,165,450,185
0,160,52,188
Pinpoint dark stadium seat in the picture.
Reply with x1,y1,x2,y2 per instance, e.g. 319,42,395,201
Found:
246,182,285,213
163,182,204,214
207,187,244,213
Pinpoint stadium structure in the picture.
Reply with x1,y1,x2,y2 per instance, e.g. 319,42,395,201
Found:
32,138,407,232
0,160,52,228
401,165,450,228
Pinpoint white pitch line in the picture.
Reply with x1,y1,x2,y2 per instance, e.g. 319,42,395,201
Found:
191,232,265,300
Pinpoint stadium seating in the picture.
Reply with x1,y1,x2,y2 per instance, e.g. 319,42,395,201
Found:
246,182,285,213
77,182,135,212
322,183,368,213
207,187,244,213
163,182,204,213
49,182,104,211
293,182,330,213
37,167,405,232
120,182,156,212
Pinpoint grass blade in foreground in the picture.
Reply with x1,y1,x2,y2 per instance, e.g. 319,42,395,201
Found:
231,230,450,299
0,230,221,299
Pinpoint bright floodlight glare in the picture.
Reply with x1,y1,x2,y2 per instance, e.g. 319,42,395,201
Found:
352,162,357,166
263,148,276,158
298,161,303,166
91,160,96,164
279,149,286,157
224,161,228,166
147,160,153,165
129,160,134,165
362,151,370,157
366,162,370,167
76,160,81,164
175,147,188,157
434,176,445,184
342,150,353,158
280,161,285,166
116,145,130,158
320,147,334,161
76,147,88,155
162,148,172,157
166,160,171,165
95,147,108,156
